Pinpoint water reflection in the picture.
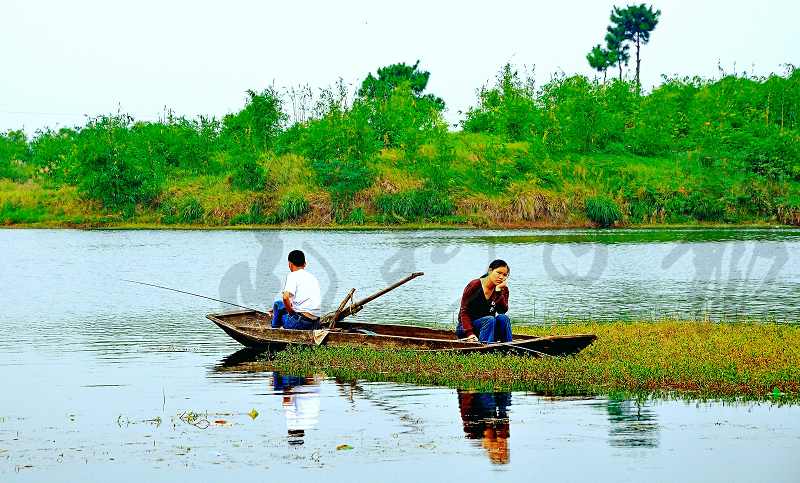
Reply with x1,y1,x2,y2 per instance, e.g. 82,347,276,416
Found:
272,373,322,445
209,348,270,382
334,379,425,434
604,398,659,448
457,390,511,464
219,347,268,367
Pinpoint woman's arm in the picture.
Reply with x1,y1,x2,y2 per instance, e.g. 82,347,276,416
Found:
494,287,509,314
458,280,481,334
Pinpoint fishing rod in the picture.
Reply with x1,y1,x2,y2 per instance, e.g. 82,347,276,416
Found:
122,279,265,314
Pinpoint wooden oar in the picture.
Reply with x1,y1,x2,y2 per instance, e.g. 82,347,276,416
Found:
330,272,424,323
324,288,356,330
317,272,424,332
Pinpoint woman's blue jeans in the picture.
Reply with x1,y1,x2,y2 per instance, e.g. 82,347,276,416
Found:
457,314,512,343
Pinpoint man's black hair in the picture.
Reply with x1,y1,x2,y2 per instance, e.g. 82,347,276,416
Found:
288,250,306,266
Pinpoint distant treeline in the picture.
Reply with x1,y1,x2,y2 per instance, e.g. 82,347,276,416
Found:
1,62,799,227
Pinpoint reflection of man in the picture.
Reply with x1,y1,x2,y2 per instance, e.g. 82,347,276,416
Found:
270,250,321,330
272,373,322,445
457,390,511,464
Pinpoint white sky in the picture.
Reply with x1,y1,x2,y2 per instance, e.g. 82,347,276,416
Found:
2,0,798,133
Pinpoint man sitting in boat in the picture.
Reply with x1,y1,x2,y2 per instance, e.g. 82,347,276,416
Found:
270,250,322,330
457,259,512,343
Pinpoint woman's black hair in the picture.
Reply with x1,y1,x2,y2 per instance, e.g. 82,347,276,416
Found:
483,259,510,277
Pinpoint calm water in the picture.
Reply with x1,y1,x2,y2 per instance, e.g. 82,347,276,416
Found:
1,228,799,482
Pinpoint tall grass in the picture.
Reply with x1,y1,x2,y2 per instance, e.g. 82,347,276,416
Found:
585,196,623,227
374,189,454,222
275,192,310,222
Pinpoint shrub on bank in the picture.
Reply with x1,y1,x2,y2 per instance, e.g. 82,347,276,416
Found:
230,154,267,191
585,195,623,227
0,130,31,181
374,189,454,222
74,116,165,216
275,192,310,222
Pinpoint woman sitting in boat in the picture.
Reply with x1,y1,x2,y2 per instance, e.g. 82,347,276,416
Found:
457,259,512,343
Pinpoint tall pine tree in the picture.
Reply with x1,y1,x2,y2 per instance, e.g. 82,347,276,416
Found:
605,23,630,81
610,4,661,87
587,44,617,83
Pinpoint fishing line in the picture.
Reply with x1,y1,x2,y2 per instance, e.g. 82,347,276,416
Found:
122,279,265,313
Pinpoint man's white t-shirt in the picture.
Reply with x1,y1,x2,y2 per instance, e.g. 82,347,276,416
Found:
283,384,321,432
282,269,321,317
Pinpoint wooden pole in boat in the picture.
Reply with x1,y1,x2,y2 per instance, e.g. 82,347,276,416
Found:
329,272,424,323
324,288,356,330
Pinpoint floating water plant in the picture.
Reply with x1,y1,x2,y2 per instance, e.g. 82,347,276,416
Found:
269,320,800,402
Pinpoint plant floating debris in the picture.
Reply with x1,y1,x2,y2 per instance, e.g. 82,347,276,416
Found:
248,409,259,420
179,411,210,429
270,321,800,402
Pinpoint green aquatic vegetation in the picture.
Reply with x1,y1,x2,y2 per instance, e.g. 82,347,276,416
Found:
179,410,210,429
116,415,163,428
269,321,800,402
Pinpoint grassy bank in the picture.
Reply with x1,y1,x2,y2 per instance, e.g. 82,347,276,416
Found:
268,321,800,402
2,65,799,229
2,147,799,229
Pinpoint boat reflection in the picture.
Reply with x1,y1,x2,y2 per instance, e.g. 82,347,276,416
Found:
458,390,511,464
272,372,323,445
219,347,268,367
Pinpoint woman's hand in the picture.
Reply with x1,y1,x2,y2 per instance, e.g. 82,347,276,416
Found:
460,334,479,343
495,279,508,292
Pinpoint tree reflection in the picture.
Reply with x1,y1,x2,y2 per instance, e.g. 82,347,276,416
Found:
605,398,659,448
457,390,511,464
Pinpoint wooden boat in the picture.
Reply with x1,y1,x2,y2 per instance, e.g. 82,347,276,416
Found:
207,309,597,357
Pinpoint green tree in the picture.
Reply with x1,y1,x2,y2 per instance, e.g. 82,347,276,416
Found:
75,115,165,215
610,4,661,87
358,61,445,110
0,130,30,179
605,23,630,81
462,63,539,140
357,61,446,148
221,87,286,152
587,44,617,83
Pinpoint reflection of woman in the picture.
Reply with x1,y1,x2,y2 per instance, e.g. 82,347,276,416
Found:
457,259,512,343
458,390,511,465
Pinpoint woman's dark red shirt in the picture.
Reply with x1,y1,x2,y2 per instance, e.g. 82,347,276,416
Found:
458,278,509,334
